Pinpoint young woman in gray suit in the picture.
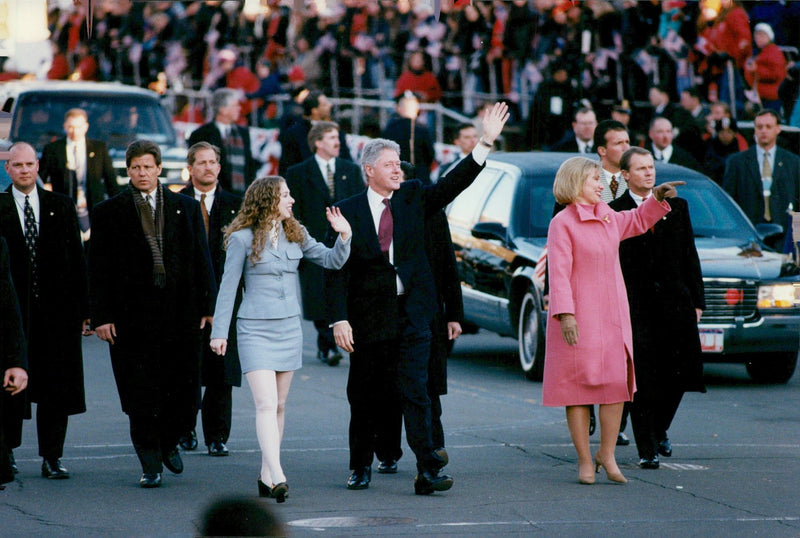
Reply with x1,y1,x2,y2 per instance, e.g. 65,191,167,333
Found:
209,176,351,502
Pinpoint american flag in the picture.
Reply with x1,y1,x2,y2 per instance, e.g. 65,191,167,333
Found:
533,246,547,288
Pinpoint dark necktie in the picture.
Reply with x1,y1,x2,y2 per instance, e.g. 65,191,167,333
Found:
609,175,619,198
24,195,39,298
584,144,592,154
326,162,335,199
378,198,393,255
200,193,210,238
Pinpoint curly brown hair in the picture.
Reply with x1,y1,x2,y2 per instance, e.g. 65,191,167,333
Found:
224,176,305,264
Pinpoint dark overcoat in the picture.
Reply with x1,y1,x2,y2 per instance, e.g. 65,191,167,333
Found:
609,193,705,393
89,187,216,418
0,188,88,415
187,122,258,195
180,184,243,387
285,156,364,320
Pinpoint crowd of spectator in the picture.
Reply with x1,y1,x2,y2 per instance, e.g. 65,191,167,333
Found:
5,1,800,149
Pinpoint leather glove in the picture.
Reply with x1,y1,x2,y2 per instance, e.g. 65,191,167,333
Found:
559,313,578,346
653,181,685,201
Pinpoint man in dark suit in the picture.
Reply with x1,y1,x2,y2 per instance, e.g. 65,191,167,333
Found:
0,236,28,487
38,108,118,242
89,140,216,488
434,123,479,182
373,161,464,476
187,88,258,196
285,121,363,366
646,117,701,171
381,92,436,185
723,110,800,249
177,142,242,456
0,142,89,480
551,107,597,153
278,90,352,175
326,102,509,495
611,147,706,469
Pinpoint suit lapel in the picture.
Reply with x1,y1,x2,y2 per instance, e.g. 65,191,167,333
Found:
309,159,333,204
355,191,382,256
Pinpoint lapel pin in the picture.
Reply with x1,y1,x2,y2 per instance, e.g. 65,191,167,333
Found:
89,152,95,158
602,215,610,223
50,211,55,216
177,209,181,214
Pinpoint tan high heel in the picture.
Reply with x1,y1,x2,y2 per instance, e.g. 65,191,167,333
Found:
578,461,595,485
594,455,627,484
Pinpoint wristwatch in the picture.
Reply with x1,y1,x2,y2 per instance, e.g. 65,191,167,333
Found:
478,137,493,148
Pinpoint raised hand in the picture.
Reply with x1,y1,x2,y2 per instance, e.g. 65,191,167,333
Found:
480,102,511,145
653,181,685,201
326,206,352,241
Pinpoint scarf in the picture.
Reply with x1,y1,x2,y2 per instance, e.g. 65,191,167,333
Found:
131,182,166,288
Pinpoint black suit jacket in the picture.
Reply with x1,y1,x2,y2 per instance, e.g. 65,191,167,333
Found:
180,184,242,386
39,137,118,215
0,188,88,414
187,122,258,195
609,193,705,392
285,156,364,320
645,143,701,171
0,236,26,485
722,146,800,235
89,187,216,415
325,154,483,345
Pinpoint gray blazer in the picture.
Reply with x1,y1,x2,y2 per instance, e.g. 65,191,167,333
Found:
211,225,350,340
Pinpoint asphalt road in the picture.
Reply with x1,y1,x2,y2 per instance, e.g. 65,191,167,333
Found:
1,320,799,537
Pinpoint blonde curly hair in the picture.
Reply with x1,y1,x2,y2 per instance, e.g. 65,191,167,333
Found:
224,176,305,264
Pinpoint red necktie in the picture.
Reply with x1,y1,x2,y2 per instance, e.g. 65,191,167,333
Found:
609,175,619,198
378,198,393,254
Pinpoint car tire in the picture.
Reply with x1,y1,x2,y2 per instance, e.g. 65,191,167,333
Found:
745,352,798,384
518,287,545,381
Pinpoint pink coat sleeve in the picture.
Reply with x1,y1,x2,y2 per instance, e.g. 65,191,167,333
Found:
612,196,671,241
546,215,575,319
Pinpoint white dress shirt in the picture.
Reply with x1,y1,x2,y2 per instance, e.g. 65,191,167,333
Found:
11,186,39,234
366,186,405,294
194,189,215,213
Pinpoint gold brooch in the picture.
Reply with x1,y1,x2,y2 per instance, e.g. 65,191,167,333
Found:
602,215,610,223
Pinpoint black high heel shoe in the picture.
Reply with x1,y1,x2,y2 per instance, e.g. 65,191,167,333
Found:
257,478,272,498
271,482,289,503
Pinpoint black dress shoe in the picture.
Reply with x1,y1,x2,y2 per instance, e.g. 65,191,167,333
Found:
179,430,198,451
639,456,660,469
433,447,449,468
8,451,17,475
414,469,453,495
139,473,162,488
616,432,630,446
377,459,398,474
316,350,330,364
327,350,342,367
271,482,289,503
346,467,371,490
657,438,672,457
258,478,272,498
207,441,229,457
41,459,69,479
162,447,184,474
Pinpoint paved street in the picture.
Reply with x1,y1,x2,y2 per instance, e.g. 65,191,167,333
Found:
1,320,799,537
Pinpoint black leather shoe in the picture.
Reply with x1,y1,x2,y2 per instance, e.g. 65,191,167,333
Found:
8,451,17,475
616,432,630,446
433,447,449,467
271,482,289,503
657,438,672,457
377,459,398,474
162,447,183,474
346,467,371,490
139,473,162,488
207,441,229,457
414,469,453,495
258,478,272,498
639,456,660,469
41,459,69,479
316,350,330,364
179,430,198,451
327,350,342,367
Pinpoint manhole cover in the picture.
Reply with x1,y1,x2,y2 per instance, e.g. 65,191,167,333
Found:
288,516,416,528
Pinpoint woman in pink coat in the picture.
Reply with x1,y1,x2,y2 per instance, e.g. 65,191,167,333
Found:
543,156,682,485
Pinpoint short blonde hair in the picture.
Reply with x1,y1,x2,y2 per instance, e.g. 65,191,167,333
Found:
553,156,600,205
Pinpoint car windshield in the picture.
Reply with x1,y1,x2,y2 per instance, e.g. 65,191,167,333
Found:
11,92,176,152
520,178,759,242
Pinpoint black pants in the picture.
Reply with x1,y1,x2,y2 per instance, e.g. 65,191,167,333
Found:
3,401,68,460
129,413,182,474
347,317,435,471
629,389,684,459
200,384,232,445
313,320,337,354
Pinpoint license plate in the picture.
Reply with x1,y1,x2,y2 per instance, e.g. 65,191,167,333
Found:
699,328,724,352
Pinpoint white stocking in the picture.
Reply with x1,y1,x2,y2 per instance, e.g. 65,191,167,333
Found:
246,369,293,486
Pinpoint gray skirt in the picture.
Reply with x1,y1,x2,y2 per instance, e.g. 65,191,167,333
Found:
236,316,303,373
